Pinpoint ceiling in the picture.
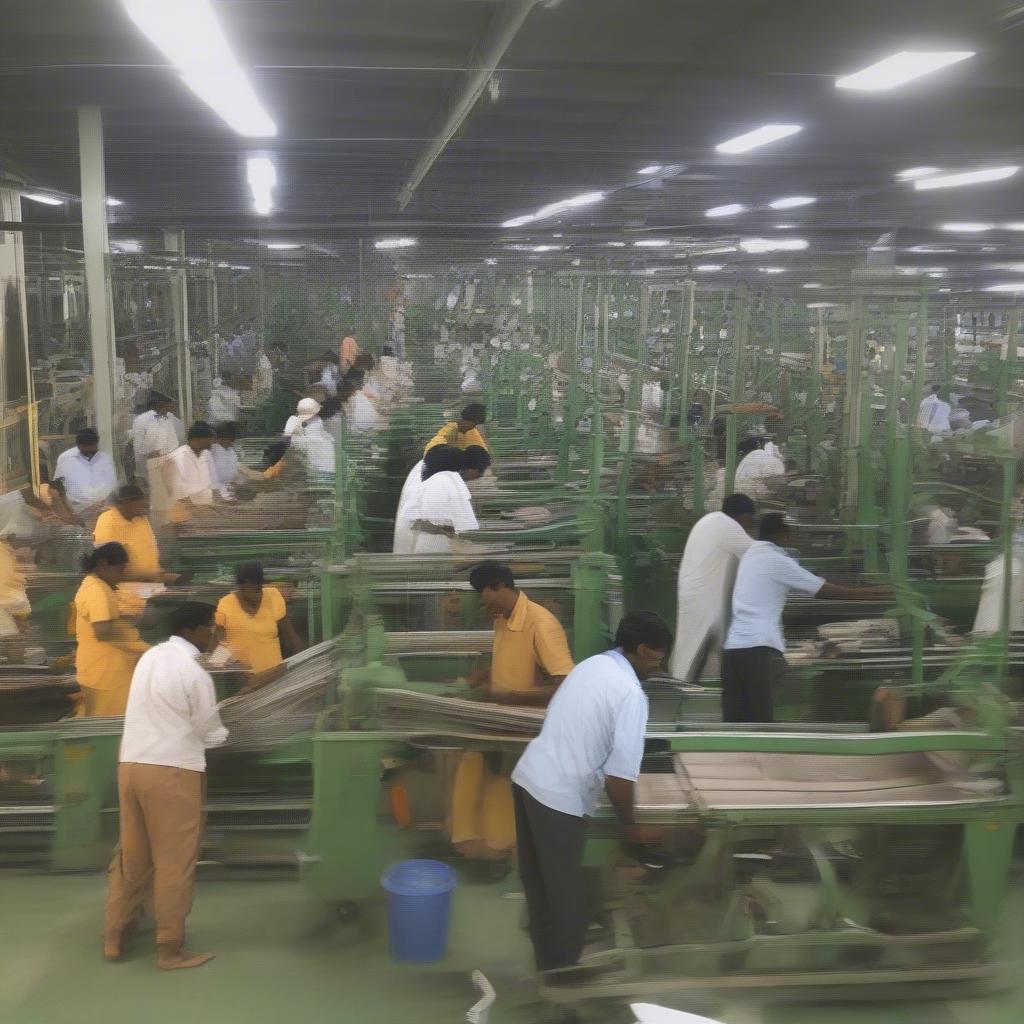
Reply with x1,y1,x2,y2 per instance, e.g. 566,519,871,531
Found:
2,0,1024,289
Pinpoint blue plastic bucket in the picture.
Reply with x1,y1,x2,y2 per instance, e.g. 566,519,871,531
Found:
381,859,459,964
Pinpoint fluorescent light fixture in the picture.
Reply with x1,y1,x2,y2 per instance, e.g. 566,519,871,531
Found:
375,237,418,250
246,156,276,216
915,166,1019,190
939,222,993,232
502,214,537,228
909,245,956,253
605,241,627,247
759,267,786,274
769,196,815,209
716,124,801,154
802,282,823,289
124,0,277,137
105,197,124,207
870,245,892,252
703,245,739,255
634,239,671,248
836,51,974,92
774,223,797,229
23,192,64,206
741,237,809,253
807,302,838,309
571,258,581,266
484,257,497,265
531,244,563,252
705,203,745,218
532,191,605,221
265,242,300,250
113,240,141,253
939,287,951,293
896,166,940,181
638,164,663,175
1003,223,1024,231
231,264,251,270
986,283,1024,293
695,264,723,271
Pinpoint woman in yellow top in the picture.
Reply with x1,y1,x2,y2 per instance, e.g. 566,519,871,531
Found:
423,403,489,456
74,543,150,717
215,563,302,675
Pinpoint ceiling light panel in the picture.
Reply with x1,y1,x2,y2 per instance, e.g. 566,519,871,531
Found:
940,222,993,232
375,237,418,250
23,192,64,205
769,196,815,209
836,51,974,92
716,124,802,154
914,166,1019,190
896,167,941,180
705,203,745,218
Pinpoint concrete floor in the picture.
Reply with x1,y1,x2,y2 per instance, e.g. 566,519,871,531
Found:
1,869,1022,1024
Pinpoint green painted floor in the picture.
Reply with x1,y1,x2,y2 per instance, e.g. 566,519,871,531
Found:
1,869,1022,1024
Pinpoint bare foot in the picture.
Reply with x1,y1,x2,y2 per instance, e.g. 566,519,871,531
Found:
157,950,215,970
103,920,138,961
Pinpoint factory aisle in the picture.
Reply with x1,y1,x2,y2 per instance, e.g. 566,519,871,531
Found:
2,871,1022,1024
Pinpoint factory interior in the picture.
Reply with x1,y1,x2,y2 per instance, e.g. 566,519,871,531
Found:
3,1,1024,1022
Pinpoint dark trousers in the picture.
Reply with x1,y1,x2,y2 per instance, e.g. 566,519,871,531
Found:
512,783,589,972
720,646,787,723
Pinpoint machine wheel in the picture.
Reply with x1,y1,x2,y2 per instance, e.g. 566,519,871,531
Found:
336,900,362,923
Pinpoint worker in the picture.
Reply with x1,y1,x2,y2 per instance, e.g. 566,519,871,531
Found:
424,402,489,455
53,427,118,522
670,493,756,682
291,404,336,477
339,328,360,372
132,391,185,526
342,371,383,433
733,436,787,498
510,612,671,974
399,445,489,554
309,351,341,395
283,396,321,438
446,561,576,865
210,422,241,490
393,452,430,554
163,421,229,527
103,602,227,970
721,513,892,723
38,478,82,526
917,384,952,436
206,376,242,427
215,562,302,674
73,543,150,717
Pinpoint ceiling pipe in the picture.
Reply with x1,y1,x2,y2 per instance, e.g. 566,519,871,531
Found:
397,0,539,210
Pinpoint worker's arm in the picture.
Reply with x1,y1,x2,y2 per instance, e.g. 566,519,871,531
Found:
604,776,663,844
491,675,566,706
465,662,490,688
603,692,663,844
411,519,455,536
815,582,893,601
277,616,303,659
92,620,150,655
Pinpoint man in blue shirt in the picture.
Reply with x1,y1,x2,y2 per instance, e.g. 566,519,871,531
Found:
511,612,672,975
722,513,891,722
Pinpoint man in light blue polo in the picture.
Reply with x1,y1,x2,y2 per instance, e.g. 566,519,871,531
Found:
511,612,671,974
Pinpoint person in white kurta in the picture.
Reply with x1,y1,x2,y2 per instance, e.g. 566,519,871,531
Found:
734,445,787,499
393,459,426,554
132,394,185,528
670,494,756,681
207,378,242,425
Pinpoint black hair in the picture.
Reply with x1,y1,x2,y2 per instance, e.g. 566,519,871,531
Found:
76,427,99,447
738,436,763,457
460,403,487,424
262,439,290,470
382,345,395,357
215,422,237,440
353,352,375,370
422,444,463,479
614,612,674,654
722,493,755,518
469,561,515,593
170,601,216,635
461,445,491,473
319,396,342,420
344,369,366,388
337,381,356,403
188,421,215,440
759,512,790,542
235,562,265,586
82,542,129,573
50,478,67,496
150,390,174,407
319,350,340,365
115,484,145,503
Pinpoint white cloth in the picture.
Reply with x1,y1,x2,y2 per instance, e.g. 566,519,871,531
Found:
163,445,224,506
670,512,753,680
917,393,951,434
0,492,36,540
319,366,339,396
207,383,242,424
393,460,426,554
734,449,786,498
283,415,301,437
512,649,649,818
724,541,825,654
256,353,274,394
292,420,335,475
926,507,957,546
641,381,664,416
120,636,228,771
132,410,184,462
53,447,118,512
402,470,479,555
973,554,1024,635
346,391,382,433
211,443,240,488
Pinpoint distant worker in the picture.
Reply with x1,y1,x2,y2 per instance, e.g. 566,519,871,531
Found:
424,403,489,455
54,427,118,522
132,391,185,526
215,562,303,675
283,396,321,438
206,376,242,427
670,493,755,682
722,513,892,723
104,602,227,970
393,453,429,554
342,372,383,433
733,436,787,498
163,422,228,526
510,613,670,974
73,543,150,717
917,385,952,436
210,422,241,489
339,328,360,373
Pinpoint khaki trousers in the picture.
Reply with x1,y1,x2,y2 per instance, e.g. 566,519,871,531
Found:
104,763,204,946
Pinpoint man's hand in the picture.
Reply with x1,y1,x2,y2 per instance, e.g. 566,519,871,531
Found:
160,572,181,584
465,665,489,689
622,823,664,845
240,664,286,692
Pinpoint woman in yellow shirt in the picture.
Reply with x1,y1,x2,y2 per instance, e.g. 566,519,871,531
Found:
215,563,302,675
74,543,150,717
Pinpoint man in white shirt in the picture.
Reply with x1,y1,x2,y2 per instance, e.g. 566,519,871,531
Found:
210,422,241,490
206,376,242,426
734,437,787,498
917,385,952,436
163,422,229,524
104,602,226,970
671,494,755,681
132,392,185,526
53,427,118,518
722,514,891,722
511,612,671,975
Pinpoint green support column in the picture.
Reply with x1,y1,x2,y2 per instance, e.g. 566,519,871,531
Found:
909,289,929,472
676,280,696,443
571,553,615,659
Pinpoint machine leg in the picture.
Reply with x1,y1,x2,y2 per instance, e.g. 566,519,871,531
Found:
963,818,1016,932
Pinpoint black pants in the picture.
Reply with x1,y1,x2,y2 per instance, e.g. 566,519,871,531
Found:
720,646,787,723
512,784,589,972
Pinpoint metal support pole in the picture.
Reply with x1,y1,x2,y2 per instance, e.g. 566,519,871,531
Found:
843,298,865,514
77,106,116,455
676,280,695,443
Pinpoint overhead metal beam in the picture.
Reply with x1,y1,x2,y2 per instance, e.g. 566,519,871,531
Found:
396,0,539,210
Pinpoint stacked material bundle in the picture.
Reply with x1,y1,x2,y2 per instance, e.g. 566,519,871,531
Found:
374,688,545,735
